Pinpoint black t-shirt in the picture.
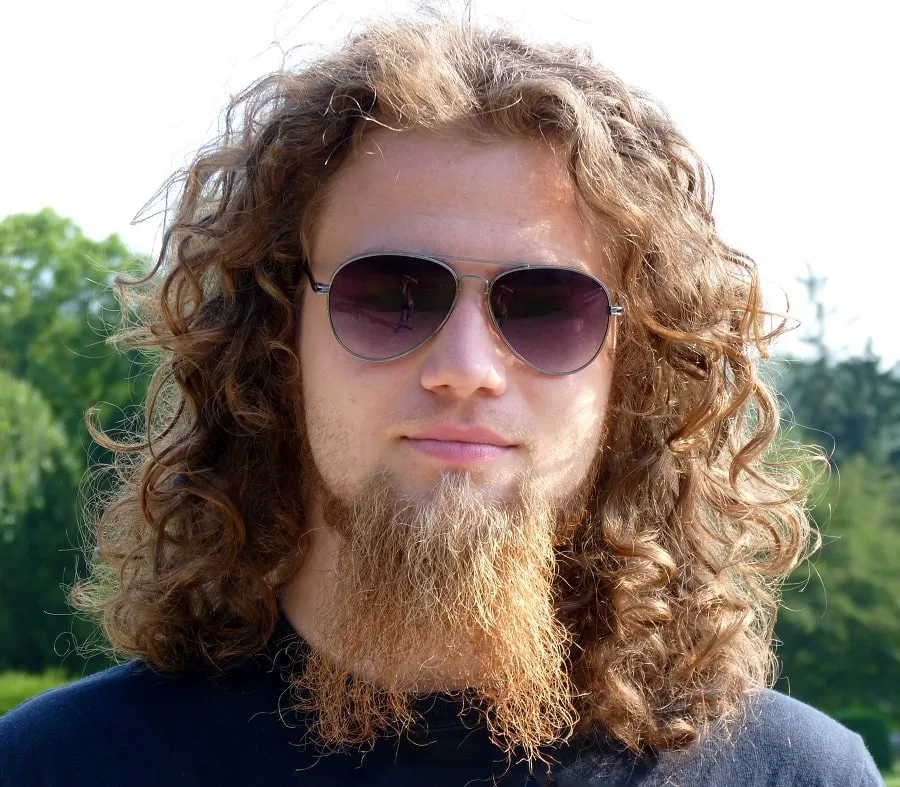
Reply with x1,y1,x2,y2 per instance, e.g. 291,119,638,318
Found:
0,621,883,786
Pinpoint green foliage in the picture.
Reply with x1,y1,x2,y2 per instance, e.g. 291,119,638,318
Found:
0,669,72,715
770,270,900,725
772,302,900,729
776,440,900,722
0,209,150,672
833,709,894,771
780,351,900,467
0,209,148,437
0,372,73,528
781,268,900,467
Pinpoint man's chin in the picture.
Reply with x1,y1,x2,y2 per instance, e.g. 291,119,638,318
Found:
387,463,524,507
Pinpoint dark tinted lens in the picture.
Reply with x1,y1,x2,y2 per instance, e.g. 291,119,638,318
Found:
490,268,610,373
328,255,457,360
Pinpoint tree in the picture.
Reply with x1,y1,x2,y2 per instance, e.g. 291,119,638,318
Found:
0,210,149,671
776,452,900,720
0,376,81,669
776,269,900,467
0,209,146,437
0,373,71,529
772,270,900,720
779,351,900,468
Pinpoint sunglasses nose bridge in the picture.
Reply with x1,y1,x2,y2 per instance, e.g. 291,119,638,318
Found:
456,272,491,292
454,272,493,317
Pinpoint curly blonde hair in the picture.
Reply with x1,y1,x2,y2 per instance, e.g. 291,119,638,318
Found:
75,17,817,753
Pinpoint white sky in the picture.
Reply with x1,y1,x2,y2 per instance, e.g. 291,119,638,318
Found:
2,0,897,365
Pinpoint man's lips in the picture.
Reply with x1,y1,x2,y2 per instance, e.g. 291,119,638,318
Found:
404,425,514,462
408,425,513,445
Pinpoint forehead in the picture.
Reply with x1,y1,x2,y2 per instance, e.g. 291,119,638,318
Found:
308,130,617,281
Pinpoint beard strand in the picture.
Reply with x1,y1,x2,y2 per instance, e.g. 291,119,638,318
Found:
289,469,588,763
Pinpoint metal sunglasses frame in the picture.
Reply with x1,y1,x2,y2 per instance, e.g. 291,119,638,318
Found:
304,251,625,376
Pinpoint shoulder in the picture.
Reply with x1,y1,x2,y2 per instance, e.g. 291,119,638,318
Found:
696,689,883,785
1,661,154,733
0,663,168,781
0,659,201,732
0,658,283,787
745,688,857,740
0,663,124,784
739,690,875,762
556,690,883,787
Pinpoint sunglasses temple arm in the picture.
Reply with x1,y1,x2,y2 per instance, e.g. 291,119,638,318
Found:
300,262,330,295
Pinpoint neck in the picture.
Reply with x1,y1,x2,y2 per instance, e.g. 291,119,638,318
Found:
280,510,340,653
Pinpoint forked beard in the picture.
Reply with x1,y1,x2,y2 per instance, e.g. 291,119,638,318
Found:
291,470,584,763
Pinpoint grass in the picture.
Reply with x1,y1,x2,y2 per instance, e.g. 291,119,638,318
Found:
0,669,71,714
883,772,900,787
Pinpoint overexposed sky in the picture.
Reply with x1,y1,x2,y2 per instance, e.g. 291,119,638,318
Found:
2,0,897,364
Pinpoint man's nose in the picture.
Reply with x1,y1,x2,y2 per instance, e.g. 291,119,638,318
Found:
418,280,508,399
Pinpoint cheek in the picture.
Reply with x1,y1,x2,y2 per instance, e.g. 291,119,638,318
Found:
549,384,607,448
301,367,370,495
299,299,361,490
532,364,611,488
300,302,398,493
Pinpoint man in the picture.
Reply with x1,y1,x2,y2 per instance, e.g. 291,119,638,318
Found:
0,15,883,786
394,273,419,332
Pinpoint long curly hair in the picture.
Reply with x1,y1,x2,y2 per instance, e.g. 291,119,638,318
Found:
74,16,818,753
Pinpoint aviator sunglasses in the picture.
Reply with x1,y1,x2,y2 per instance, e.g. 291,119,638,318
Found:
304,252,624,375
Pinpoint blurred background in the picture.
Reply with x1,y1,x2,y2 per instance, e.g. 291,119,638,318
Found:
1,0,898,776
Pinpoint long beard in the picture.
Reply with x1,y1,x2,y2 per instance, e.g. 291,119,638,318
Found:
290,470,587,762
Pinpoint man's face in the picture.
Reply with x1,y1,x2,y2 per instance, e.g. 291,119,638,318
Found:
300,130,616,507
